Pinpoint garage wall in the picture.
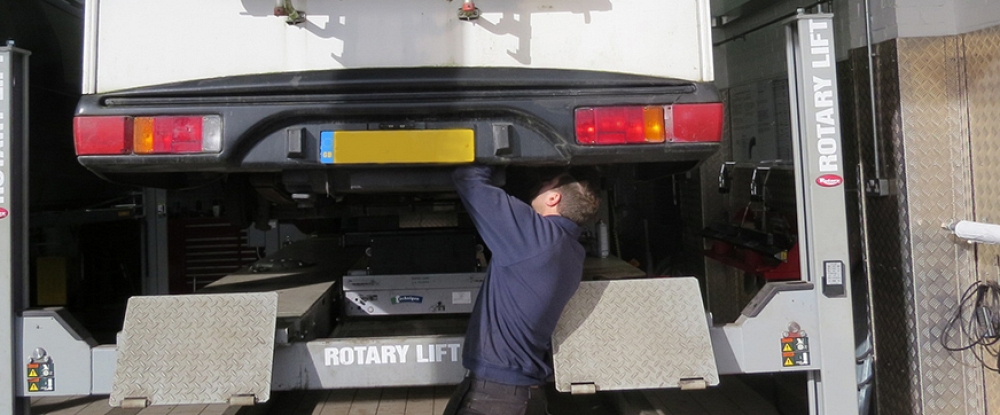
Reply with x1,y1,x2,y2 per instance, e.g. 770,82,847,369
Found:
964,25,1000,415
713,22,789,90
885,35,980,415
838,25,1000,415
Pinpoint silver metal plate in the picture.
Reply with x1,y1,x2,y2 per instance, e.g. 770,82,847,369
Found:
342,273,484,291
894,36,984,415
552,278,719,392
850,32,999,415
345,289,479,316
110,293,278,407
343,273,484,316
965,24,1000,415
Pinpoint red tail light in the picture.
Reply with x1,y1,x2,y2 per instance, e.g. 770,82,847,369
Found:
74,115,222,156
135,116,209,154
575,103,723,145
74,116,133,155
575,108,597,144
671,103,724,143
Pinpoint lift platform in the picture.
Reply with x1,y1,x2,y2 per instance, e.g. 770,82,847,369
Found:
108,234,718,399
3,13,860,415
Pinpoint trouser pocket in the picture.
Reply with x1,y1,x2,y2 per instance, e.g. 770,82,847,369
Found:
462,391,529,415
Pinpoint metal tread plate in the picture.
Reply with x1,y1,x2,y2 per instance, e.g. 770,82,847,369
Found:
895,36,984,415
552,278,719,392
110,293,278,407
965,24,1000,414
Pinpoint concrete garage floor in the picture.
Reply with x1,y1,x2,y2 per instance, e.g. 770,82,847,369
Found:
30,395,244,415
30,376,786,415
29,385,614,415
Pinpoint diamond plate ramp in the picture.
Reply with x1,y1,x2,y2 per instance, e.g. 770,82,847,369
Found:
110,293,278,407
552,278,718,393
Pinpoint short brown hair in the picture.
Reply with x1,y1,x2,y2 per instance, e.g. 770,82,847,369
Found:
552,175,600,225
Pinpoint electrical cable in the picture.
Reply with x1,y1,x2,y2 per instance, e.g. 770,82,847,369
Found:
941,280,1000,371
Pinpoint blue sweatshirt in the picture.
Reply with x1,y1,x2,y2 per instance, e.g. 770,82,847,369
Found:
452,165,585,385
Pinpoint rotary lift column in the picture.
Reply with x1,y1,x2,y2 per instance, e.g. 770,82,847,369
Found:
1,45,31,415
785,13,857,414
709,13,859,415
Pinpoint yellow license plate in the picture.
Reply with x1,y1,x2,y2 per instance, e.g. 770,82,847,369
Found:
333,129,475,164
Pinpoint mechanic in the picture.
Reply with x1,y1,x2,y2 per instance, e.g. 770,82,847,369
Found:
445,165,601,415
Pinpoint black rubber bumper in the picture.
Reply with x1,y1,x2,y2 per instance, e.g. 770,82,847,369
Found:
77,67,721,173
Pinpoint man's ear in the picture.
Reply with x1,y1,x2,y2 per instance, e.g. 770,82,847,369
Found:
546,191,561,207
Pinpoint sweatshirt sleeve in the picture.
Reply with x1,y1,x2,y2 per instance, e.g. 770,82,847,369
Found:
452,165,548,264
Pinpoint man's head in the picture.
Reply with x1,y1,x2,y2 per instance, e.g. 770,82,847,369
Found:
530,173,600,225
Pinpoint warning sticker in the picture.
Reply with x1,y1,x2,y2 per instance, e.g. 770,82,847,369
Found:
781,336,811,367
27,378,54,392
26,359,55,392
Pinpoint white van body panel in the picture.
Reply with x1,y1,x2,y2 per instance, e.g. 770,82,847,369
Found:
85,0,714,93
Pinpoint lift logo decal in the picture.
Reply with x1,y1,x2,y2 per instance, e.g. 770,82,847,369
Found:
808,20,840,178
0,208,7,219
391,295,423,304
1,55,6,207
324,343,461,366
815,174,843,188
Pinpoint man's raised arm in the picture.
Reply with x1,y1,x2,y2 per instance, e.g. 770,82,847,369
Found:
452,165,545,261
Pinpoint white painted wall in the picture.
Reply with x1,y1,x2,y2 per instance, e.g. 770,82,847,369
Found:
955,0,1000,33
712,0,999,73
896,0,958,37
841,0,1000,41
843,0,899,47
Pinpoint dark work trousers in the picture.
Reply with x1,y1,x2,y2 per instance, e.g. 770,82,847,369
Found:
443,376,549,415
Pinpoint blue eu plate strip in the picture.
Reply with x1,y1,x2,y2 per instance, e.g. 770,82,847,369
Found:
320,131,334,164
